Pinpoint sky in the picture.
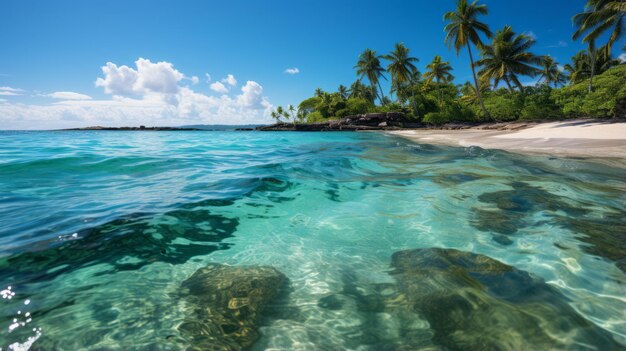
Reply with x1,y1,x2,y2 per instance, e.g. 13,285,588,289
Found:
0,0,621,129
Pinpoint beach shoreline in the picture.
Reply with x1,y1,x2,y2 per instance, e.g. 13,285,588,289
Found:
386,119,626,166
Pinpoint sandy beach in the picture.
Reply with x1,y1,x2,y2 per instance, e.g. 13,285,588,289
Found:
388,119,626,165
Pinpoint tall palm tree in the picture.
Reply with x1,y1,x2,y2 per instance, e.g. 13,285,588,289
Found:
349,80,376,104
355,49,387,105
573,1,625,92
460,80,490,105
444,0,492,116
424,56,455,102
573,0,624,55
314,88,324,97
564,51,592,84
476,26,542,92
564,49,620,84
384,43,419,103
538,56,568,88
337,85,349,100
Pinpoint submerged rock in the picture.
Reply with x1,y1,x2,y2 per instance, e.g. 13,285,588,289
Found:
472,181,625,271
178,264,288,350
472,181,589,242
390,248,621,351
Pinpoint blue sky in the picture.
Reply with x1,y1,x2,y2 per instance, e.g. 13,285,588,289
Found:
0,0,618,129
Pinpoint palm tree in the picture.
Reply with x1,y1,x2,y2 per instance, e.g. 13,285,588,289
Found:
444,0,492,116
314,88,324,97
460,80,490,105
476,26,542,92
349,80,376,104
573,0,624,55
573,1,625,92
355,49,387,105
270,110,282,123
538,56,568,88
564,51,592,84
338,85,349,100
384,43,419,103
564,49,620,84
288,104,297,123
424,56,455,102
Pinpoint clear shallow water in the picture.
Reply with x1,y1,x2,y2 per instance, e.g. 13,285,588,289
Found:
0,130,624,350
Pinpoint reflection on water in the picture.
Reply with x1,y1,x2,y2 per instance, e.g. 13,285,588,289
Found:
0,131,624,350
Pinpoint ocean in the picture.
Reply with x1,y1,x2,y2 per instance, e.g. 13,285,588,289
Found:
0,130,624,350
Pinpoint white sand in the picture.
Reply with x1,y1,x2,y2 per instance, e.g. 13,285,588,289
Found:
388,120,626,164
493,121,626,140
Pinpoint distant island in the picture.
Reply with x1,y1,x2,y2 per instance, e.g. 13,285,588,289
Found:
61,124,263,131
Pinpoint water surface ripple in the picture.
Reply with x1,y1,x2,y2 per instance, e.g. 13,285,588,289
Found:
0,131,624,350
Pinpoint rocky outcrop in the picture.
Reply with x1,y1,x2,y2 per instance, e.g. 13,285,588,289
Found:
256,112,410,131
178,264,288,350
390,248,621,351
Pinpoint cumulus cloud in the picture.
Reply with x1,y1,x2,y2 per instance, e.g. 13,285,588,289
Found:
210,81,229,94
237,81,271,109
221,74,237,86
1,58,273,129
0,91,20,96
47,91,92,100
95,58,183,96
284,67,300,75
190,76,199,85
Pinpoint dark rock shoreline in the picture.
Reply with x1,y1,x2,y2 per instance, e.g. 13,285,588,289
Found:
62,126,204,131
256,112,410,131
255,113,603,132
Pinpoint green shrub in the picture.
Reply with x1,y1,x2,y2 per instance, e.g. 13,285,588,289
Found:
423,103,475,124
519,86,563,120
423,112,449,125
345,98,374,115
553,65,626,118
483,90,524,121
306,111,325,123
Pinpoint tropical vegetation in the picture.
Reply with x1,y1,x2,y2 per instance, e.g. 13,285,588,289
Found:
271,0,625,125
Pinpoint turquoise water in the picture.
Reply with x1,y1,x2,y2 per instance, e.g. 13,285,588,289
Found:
0,131,624,350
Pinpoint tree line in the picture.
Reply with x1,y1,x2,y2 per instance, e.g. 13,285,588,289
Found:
271,0,625,124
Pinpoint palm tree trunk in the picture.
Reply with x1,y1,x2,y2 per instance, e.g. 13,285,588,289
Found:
377,81,386,105
504,79,514,93
467,42,489,118
411,87,418,116
437,77,442,103
588,48,595,93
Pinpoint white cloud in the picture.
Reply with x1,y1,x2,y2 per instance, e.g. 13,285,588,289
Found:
47,91,92,100
0,87,24,93
0,58,273,129
237,81,271,110
189,76,200,85
221,74,237,86
619,53,626,63
95,58,183,96
205,73,212,82
557,64,565,72
210,81,229,94
0,87,23,96
284,67,300,75
523,31,537,41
